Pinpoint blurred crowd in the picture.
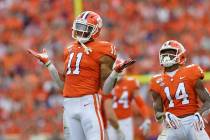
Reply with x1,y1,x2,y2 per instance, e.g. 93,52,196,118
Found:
0,0,210,139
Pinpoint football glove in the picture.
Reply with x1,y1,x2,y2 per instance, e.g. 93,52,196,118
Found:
165,112,181,129
27,49,51,67
191,112,205,131
114,58,136,73
139,119,151,135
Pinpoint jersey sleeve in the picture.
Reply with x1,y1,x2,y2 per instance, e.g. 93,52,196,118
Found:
188,64,204,81
149,76,161,94
193,65,204,80
99,42,117,60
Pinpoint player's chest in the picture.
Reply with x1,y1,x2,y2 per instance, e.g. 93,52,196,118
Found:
158,73,194,105
64,47,98,72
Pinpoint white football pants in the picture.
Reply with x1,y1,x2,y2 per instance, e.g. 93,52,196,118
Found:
158,115,210,140
107,117,133,140
63,94,105,140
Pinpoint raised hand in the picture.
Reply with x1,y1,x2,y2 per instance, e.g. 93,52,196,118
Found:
27,49,51,66
114,58,136,73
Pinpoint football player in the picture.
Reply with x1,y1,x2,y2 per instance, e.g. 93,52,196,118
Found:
27,11,134,140
150,40,210,140
107,64,151,140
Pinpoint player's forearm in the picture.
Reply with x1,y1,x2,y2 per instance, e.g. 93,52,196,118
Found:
153,102,164,123
109,119,119,130
199,100,210,116
102,70,119,94
47,63,64,89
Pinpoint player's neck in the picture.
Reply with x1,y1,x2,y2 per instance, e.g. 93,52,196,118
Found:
164,64,179,73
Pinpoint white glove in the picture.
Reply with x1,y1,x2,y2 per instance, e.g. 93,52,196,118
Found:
116,128,125,140
191,112,205,131
165,112,181,129
139,119,151,135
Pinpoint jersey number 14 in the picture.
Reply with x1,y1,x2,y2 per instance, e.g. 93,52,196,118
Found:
164,82,189,108
113,91,129,109
66,53,83,75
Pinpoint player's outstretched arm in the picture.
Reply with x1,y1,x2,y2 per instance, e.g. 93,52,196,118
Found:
27,49,64,89
101,57,136,94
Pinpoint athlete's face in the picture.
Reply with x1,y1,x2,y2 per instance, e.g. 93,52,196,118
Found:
160,49,177,60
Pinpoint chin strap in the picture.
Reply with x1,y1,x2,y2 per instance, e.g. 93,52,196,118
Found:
79,41,92,55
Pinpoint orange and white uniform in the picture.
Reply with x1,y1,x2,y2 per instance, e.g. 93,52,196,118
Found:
63,40,116,140
150,64,204,117
63,41,116,97
150,64,209,140
107,77,149,140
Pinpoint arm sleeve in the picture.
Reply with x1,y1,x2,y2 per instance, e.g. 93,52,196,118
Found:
96,42,117,61
189,65,205,86
47,64,64,89
103,70,119,94
102,44,117,60
149,77,161,94
193,65,204,80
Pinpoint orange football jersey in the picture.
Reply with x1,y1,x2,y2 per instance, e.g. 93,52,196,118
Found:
112,77,140,119
63,40,116,97
150,64,204,117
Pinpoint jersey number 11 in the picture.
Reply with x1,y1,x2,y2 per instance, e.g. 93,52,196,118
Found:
66,52,83,75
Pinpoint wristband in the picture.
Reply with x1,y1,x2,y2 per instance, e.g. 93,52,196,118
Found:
45,61,51,67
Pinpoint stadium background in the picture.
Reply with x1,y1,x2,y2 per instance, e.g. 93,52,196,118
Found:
0,0,209,139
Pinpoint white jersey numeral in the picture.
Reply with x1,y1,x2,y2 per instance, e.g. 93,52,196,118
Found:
164,82,189,108
113,90,129,109
111,45,116,55
66,52,83,75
